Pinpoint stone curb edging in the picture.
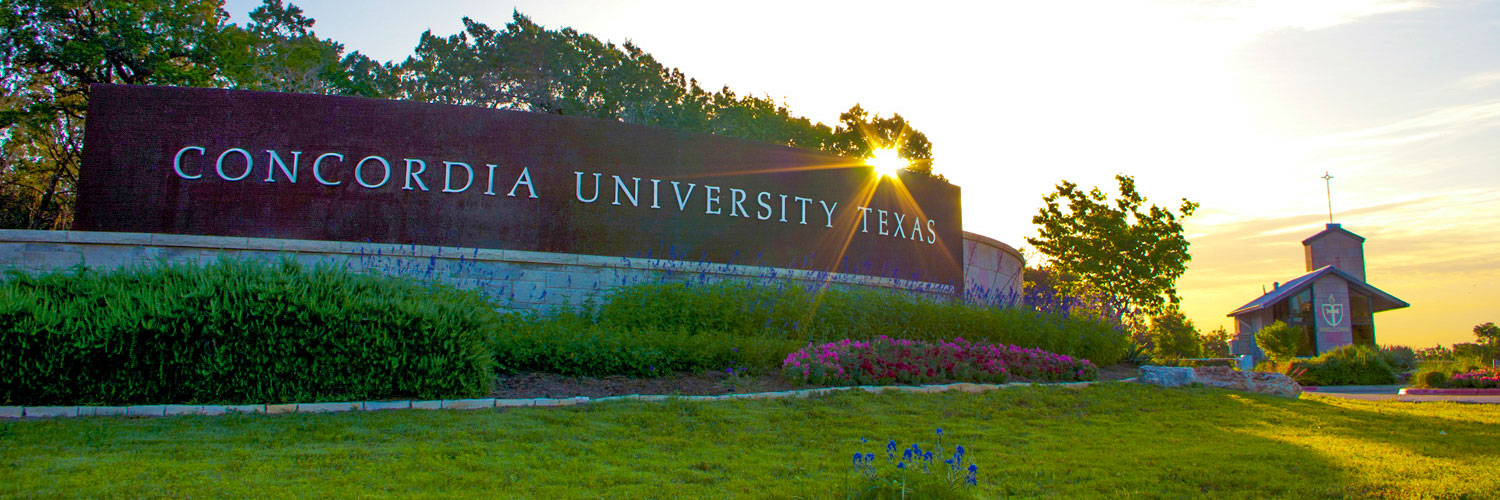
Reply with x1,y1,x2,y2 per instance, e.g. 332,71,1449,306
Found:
1397,387,1500,396
0,381,1100,419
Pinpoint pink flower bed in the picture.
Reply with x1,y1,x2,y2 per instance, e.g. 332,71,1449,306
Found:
1450,368,1500,389
782,336,1099,386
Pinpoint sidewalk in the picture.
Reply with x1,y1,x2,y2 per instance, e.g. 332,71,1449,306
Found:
1305,385,1500,404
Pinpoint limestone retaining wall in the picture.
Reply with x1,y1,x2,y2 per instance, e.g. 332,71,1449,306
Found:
0,229,971,309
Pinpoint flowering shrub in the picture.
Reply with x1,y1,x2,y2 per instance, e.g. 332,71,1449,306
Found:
1450,368,1500,389
783,336,1098,385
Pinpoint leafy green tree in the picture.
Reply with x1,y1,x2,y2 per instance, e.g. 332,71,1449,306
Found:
217,0,380,96
392,13,934,172
1255,320,1304,362
1475,322,1499,348
1147,308,1201,361
1200,326,1232,358
827,104,935,176
0,0,233,229
1026,175,1198,318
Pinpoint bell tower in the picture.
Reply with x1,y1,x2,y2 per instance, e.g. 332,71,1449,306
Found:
1302,223,1365,281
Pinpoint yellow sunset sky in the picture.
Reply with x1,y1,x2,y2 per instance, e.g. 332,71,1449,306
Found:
225,0,1500,348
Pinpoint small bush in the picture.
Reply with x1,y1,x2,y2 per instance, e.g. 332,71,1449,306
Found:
1380,345,1418,372
782,337,1097,386
1255,321,1304,362
0,259,495,405
1292,344,1397,386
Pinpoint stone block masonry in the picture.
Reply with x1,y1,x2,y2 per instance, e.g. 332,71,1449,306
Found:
0,229,1022,311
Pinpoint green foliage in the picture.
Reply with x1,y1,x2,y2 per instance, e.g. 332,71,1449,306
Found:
390,13,939,175
1200,326,1232,358
0,259,495,405
588,281,1131,366
1255,321,1304,362
0,0,232,229
482,280,1128,378
1475,322,1500,347
489,311,798,378
1411,356,1491,388
1025,175,1198,317
1379,345,1417,372
1146,308,1201,361
1290,344,1397,386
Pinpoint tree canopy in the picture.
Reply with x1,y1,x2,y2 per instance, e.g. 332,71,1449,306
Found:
0,1,938,229
1025,175,1198,318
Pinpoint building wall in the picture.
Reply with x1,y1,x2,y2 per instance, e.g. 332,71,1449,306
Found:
1312,275,1353,354
961,231,1024,306
1305,230,1365,280
1230,309,1273,359
1,229,1025,311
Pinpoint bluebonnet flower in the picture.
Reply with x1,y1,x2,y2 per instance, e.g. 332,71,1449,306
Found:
853,452,863,465
897,462,906,469
903,449,913,461
923,451,933,462
865,452,875,463
936,428,943,435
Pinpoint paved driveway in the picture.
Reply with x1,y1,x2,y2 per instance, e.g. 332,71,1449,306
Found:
1306,385,1500,404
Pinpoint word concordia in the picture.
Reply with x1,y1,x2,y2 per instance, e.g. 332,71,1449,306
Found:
170,146,942,244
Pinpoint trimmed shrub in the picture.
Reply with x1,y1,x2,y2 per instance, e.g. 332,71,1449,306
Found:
591,281,1131,366
1291,344,1397,386
781,336,1098,386
0,260,495,405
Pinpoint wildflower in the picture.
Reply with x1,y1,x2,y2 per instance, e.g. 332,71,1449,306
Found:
897,462,906,469
853,452,863,465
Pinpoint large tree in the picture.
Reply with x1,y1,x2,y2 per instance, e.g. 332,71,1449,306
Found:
0,0,230,229
1026,175,1198,318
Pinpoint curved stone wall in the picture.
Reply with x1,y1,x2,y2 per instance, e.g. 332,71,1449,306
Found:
961,231,1025,307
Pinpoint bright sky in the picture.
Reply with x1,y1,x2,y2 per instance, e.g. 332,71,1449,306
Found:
225,0,1500,348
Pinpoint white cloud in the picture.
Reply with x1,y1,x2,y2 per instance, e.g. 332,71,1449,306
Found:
1456,69,1500,90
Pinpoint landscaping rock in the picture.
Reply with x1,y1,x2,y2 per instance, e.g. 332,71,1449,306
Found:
1138,366,1196,387
1193,367,1302,398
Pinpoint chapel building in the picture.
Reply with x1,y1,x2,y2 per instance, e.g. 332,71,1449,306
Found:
1226,223,1409,359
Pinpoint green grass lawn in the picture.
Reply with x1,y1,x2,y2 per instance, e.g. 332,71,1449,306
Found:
3,383,1497,499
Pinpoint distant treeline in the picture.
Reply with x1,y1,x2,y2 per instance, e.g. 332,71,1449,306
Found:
0,0,934,230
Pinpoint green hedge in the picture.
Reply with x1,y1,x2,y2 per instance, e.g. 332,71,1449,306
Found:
0,260,495,405
583,281,1129,366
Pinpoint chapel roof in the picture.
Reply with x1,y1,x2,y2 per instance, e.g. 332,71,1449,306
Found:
1226,265,1408,317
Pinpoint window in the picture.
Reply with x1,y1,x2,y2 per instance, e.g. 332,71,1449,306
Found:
1272,288,1317,356
1350,293,1375,345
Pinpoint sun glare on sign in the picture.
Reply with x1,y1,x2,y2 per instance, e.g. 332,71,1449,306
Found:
866,147,906,178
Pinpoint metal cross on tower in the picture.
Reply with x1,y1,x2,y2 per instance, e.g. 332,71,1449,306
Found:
1322,172,1335,223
